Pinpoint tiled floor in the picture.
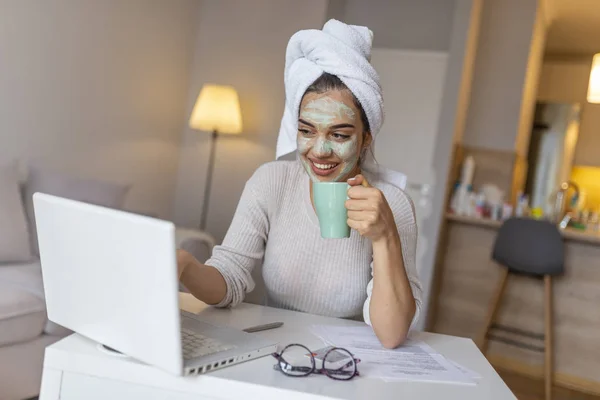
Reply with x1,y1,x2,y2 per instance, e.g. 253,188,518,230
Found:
497,368,600,400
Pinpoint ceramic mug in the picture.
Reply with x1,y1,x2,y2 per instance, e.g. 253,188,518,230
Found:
313,182,350,238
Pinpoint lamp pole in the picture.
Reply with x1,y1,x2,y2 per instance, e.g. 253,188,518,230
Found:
199,129,218,230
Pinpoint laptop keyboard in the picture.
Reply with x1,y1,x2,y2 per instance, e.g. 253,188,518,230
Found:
181,327,235,360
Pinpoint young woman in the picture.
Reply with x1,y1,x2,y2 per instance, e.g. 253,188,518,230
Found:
177,20,422,349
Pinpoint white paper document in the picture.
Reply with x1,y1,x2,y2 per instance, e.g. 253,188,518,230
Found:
450,360,482,382
311,324,435,353
310,325,480,385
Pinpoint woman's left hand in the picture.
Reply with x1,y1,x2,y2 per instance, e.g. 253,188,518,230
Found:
345,174,397,243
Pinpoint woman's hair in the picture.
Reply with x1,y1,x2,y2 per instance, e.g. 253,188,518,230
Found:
303,73,371,134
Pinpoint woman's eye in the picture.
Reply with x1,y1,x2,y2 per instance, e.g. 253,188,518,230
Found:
299,128,313,135
332,133,350,140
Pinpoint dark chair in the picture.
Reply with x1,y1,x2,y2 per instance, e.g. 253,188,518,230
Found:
478,217,564,400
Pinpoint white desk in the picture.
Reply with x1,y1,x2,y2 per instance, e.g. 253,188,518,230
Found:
39,294,516,400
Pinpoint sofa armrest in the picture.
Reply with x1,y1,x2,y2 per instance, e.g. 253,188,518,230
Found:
175,227,216,249
175,227,215,264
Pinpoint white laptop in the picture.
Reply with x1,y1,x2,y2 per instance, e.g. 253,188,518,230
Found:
33,192,278,376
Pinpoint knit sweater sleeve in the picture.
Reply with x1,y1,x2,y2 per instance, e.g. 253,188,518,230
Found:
204,165,271,308
362,188,423,331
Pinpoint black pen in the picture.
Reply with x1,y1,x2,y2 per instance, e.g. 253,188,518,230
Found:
242,322,284,333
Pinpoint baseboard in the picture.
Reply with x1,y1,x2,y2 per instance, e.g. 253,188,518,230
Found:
488,353,600,396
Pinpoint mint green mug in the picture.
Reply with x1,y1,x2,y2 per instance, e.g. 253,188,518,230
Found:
313,182,350,238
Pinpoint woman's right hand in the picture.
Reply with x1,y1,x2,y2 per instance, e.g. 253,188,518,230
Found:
176,249,194,279
174,249,228,305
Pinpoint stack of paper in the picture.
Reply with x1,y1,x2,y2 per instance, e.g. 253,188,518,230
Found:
310,325,481,385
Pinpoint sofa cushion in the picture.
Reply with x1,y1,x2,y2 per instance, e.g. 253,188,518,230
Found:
0,262,46,346
0,260,72,340
23,165,130,255
0,162,33,263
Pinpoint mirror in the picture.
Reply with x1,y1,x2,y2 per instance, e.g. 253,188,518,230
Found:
524,102,581,216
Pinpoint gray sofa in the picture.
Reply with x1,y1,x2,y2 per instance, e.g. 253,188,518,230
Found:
0,261,69,400
0,161,214,400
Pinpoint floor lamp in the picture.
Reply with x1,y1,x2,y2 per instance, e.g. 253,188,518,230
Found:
189,84,243,231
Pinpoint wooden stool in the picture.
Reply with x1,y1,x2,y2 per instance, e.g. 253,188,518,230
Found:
478,217,565,400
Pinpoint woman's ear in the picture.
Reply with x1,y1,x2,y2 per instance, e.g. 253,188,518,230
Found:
363,132,373,148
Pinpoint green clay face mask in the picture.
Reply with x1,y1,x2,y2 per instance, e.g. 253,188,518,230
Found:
297,96,361,182
301,97,355,131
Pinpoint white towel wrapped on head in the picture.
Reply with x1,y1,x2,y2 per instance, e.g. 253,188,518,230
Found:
276,19,406,190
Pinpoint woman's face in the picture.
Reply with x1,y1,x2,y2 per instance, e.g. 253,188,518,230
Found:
297,89,371,182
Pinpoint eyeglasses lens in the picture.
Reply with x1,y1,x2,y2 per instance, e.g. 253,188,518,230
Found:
323,348,357,380
279,344,314,377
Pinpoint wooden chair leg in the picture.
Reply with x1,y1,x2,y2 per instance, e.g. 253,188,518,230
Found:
544,275,553,400
478,268,509,353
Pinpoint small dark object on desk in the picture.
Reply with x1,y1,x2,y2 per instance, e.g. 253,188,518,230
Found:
242,322,284,333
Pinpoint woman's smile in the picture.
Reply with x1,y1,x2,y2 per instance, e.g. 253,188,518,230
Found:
308,158,340,176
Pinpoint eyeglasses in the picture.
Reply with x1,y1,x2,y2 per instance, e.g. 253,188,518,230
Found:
271,344,360,380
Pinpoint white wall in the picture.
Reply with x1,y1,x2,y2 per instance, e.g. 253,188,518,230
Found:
172,0,328,241
371,49,448,187
331,0,456,51
0,0,199,218
462,0,541,154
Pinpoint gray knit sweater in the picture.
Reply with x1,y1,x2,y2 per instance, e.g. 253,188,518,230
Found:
205,160,422,328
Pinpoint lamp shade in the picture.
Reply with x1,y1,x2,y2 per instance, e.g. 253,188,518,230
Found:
587,53,600,103
189,84,243,134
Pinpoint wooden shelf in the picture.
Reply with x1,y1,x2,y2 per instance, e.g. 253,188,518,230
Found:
561,227,600,245
445,213,503,229
445,212,600,245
